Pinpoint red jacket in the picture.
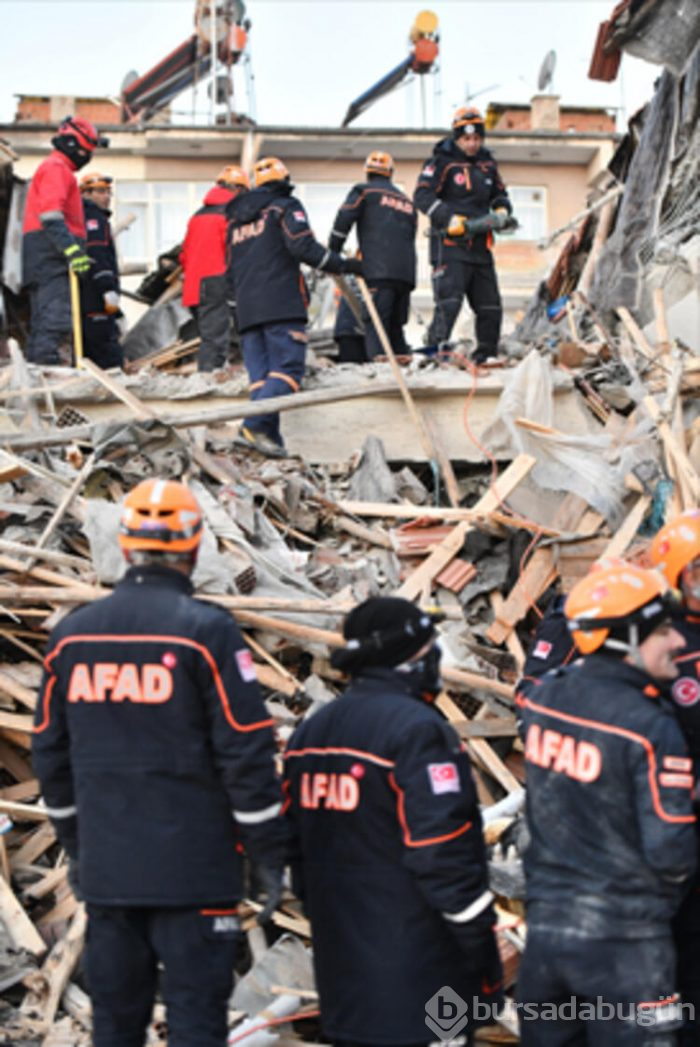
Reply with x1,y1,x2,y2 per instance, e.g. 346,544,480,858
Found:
22,150,85,237
180,185,235,307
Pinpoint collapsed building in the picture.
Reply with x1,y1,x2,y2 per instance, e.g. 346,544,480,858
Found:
0,2,698,1043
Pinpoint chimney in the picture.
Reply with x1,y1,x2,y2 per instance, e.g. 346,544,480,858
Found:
530,94,560,131
50,95,76,122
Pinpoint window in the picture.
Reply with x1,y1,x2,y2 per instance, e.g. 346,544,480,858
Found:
114,181,210,268
295,182,354,248
508,186,547,241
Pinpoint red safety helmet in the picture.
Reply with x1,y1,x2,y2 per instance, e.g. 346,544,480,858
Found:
252,156,289,187
649,510,700,589
365,150,393,177
79,171,113,192
216,165,250,190
118,479,203,557
565,561,672,655
452,106,485,136
57,116,106,151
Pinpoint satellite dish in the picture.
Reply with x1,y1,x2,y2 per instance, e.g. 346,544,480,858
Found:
537,50,557,92
120,70,140,93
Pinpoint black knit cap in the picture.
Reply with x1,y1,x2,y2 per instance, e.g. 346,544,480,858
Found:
331,597,436,674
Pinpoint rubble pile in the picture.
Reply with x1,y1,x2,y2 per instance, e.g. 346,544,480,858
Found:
0,277,698,1040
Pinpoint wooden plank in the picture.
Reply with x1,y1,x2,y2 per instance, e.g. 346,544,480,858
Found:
20,907,87,1032
10,824,57,868
0,872,46,955
0,669,37,711
617,306,656,360
396,455,536,600
487,550,558,646
437,694,520,793
602,494,653,559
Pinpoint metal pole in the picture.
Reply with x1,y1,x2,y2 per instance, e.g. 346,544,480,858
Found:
68,269,84,368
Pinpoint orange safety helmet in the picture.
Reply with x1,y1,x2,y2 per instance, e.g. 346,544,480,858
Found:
649,510,700,588
79,171,113,193
118,479,203,557
216,164,250,190
452,106,485,136
252,156,289,188
565,561,672,655
365,150,394,177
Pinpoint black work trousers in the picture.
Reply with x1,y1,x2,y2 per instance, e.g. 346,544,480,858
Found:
85,904,240,1047
427,258,502,359
26,270,72,365
194,275,232,372
517,927,683,1046
364,279,412,360
83,313,123,369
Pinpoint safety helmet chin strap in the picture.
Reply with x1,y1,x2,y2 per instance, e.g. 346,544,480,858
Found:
604,622,644,669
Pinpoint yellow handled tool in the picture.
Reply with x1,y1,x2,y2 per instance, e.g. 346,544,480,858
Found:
68,268,84,368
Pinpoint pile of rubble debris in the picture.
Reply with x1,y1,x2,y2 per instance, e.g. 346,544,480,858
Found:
0,284,697,1042
0,22,698,1047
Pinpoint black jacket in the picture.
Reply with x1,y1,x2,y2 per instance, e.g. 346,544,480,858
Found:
329,176,417,286
81,197,120,315
32,564,285,906
669,611,700,764
283,667,501,1043
226,182,344,332
517,653,696,938
414,137,511,265
518,595,577,696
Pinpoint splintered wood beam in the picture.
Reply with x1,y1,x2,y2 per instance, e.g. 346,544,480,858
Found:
396,454,536,600
437,693,520,793
0,873,46,956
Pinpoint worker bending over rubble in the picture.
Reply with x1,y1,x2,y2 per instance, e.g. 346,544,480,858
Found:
33,478,286,1047
78,171,123,369
283,597,503,1047
414,106,514,364
329,151,417,360
226,156,362,458
650,510,700,1046
22,117,108,365
180,165,249,372
517,561,696,1046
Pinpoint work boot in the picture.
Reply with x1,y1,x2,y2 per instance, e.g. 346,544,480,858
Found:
472,346,499,366
234,425,287,458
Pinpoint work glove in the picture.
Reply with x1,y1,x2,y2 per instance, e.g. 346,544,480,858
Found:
251,862,284,925
64,243,93,275
103,291,120,315
446,214,468,238
491,210,518,232
341,257,364,277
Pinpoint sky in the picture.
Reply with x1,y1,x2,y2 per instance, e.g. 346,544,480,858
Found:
0,0,661,131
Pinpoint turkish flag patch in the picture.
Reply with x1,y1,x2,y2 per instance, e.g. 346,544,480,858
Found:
235,648,257,682
427,762,461,795
293,210,306,222
533,640,553,660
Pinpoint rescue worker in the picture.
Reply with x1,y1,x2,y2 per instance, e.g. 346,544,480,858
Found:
414,106,513,364
180,165,249,372
78,171,122,369
284,597,503,1046
226,156,362,457
329,151,417,359
32,478,286,1047
516,561,696,1045
650,509,700,1045
22,116,108,365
